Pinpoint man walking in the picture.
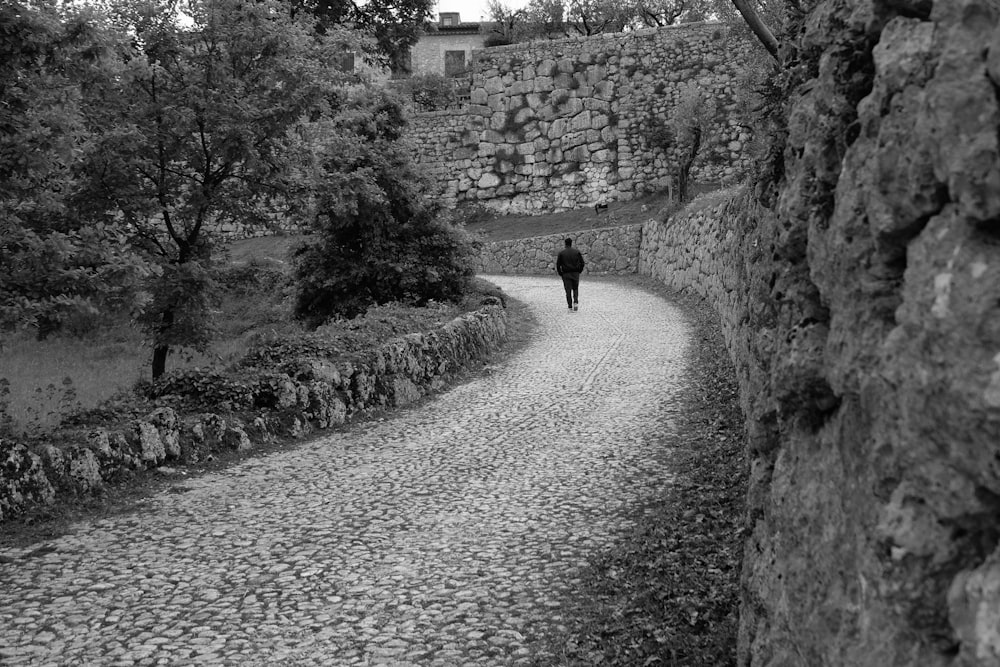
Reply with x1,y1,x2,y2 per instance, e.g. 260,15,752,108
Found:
556,237,586,312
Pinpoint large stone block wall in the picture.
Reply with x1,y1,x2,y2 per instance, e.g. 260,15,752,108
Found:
407,22,755,215
0,304,508,523
640,1,1000,664
474,224,642,275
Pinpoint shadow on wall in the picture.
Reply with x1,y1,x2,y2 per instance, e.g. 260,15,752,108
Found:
407,22,755,215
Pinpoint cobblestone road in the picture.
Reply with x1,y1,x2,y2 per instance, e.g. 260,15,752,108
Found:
0,275,691,666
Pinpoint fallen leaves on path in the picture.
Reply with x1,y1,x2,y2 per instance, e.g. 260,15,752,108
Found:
532,280,748,667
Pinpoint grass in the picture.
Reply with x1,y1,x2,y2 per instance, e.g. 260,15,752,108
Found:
0,234,452,438
0,327,147,436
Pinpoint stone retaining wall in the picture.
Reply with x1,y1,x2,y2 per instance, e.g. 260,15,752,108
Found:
474,224,642,275
640,1,1000,662
408,22,755,215
0,303,508,523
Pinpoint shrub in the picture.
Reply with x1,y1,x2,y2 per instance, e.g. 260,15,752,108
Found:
394,73,463,111
149,369,255,410
292,96,474,327
216,260,290,296
293,215,475,327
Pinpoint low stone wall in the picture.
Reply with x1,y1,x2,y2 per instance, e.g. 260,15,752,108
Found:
474,223,642,275
0,304,508,524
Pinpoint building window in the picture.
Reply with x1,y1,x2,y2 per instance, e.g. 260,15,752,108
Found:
444,50,466,78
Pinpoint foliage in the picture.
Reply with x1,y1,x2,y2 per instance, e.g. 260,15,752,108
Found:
481,0,527,45
148,369,256,409
71,0,358,378
286,0,434,73
646,82,718,201
292,91,475,326
633,0,713,26
133,257,220,355
216,260,291,296
485,0,719,42
0,1,151,335
393,73,463,111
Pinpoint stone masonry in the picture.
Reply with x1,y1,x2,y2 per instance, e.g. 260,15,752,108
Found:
640,1,1000,664
0,303,508,523
473,224,641,275
407,22,755,215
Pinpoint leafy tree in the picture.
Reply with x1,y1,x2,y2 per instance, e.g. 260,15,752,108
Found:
287,0,434,73
491,0,716,42
0,1,150,336
648,81,717,201
75,0,355,378
481,0,528,46
633,0,715,26
293,89,474,326
564,0,633,35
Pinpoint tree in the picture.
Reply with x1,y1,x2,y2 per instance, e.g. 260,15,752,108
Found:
76,0,355,378
633,0,715,27
565,0,633,35
0,1,150,336
293,89,474,326
648,81,717,201
728,0,779,60
286,0,434,74
481,0,528,46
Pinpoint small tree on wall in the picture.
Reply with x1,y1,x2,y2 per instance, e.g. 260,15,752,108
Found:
647,82,717,202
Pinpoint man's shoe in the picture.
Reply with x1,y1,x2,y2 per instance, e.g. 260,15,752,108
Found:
568,306,574,312
573,304,579,311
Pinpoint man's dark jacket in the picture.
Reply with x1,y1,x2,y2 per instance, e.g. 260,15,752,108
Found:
557,247,585,277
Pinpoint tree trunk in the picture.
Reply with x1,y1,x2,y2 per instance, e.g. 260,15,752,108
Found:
730,0,780,62
151,308,174,380
678,126,702,202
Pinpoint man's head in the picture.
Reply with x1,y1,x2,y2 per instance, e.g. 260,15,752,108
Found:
564,238,573,247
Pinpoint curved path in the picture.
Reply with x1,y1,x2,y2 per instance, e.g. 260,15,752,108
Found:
0,275,691,666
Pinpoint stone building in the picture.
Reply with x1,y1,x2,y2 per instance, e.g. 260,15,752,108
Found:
407,13,487,78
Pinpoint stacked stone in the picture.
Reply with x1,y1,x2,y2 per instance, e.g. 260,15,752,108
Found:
475,224,643,275
0,304,508,523
408,23,755,216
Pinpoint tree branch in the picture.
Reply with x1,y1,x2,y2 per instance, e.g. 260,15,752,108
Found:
730,0,780,62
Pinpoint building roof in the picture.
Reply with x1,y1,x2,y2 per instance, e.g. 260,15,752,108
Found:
425,12,481,36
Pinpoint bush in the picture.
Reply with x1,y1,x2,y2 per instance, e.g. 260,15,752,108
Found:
394,73,463,111
293,215,475,327
216,260,290,296
292,95,474,327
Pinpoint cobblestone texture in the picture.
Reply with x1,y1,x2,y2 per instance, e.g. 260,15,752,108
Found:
0,275,691,666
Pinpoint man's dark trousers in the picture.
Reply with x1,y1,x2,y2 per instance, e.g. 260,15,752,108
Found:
561,273,580,308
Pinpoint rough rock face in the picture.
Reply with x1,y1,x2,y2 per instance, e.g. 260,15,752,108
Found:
642,1,1000,663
